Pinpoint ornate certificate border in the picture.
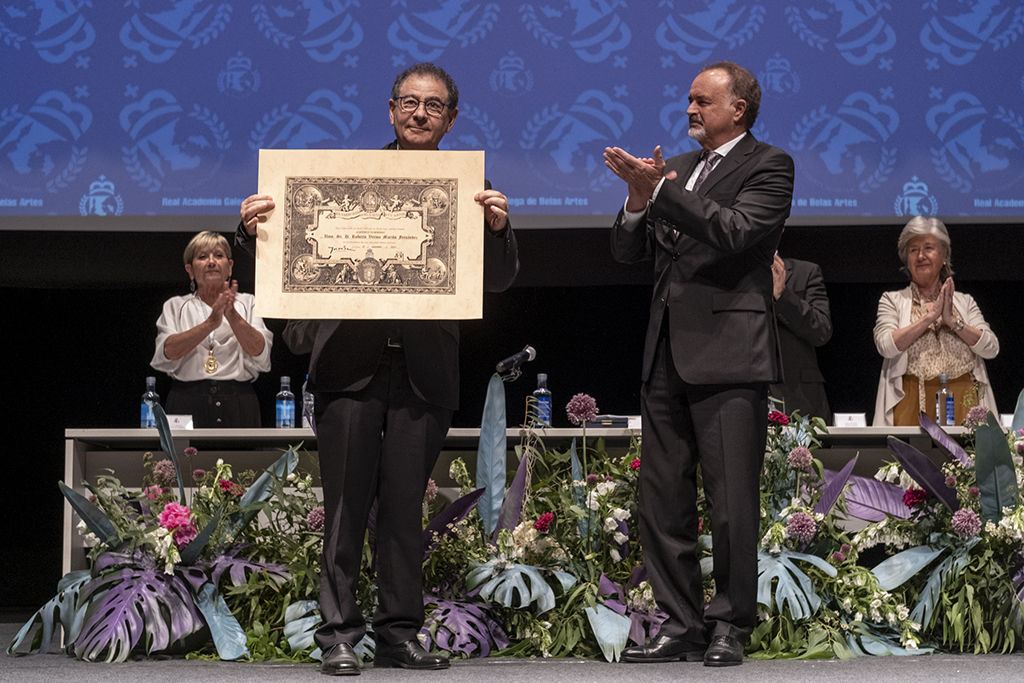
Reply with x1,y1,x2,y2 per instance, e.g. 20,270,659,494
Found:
254,149,484,320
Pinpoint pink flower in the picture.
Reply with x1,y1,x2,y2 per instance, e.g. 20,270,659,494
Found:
951,509,981,538
306,506,325,533
158,502,197,548
143,485,163,500
566,393,599,426
184,447,198,457
944,476,957,488
903,488,929,508
629,458,641,471
218,479,244,497
424,478,438,503
831,551,846,563
192,469,206,480
787,446,813,472
769,410,789,425
787,512,816,544
534,512,554,532
968,486,980,499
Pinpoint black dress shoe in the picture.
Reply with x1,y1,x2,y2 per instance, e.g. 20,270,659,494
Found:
703,635,743,667
321,643,360,676
621,635,707,663
374,640,450,670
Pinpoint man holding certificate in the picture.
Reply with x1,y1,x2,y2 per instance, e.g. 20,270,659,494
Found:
236,63,519,675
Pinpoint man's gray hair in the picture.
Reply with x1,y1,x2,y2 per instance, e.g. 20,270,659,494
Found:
700,61,760,130
391,62,459,110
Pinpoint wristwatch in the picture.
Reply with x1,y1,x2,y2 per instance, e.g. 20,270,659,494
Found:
955,318,965,332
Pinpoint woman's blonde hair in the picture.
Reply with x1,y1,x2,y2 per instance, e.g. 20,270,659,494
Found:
183,231,231,267
897,216,953,280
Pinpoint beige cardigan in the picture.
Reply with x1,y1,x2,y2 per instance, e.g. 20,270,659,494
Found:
872,285,999,426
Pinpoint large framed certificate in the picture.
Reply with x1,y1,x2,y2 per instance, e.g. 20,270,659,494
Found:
253,149,485,320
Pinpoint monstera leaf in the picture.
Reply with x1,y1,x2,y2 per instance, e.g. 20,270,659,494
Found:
74,550,206,662
7,570,91,656
422,594,510,657
757,548,836,622
584,603,632,662
284,600,321,652
466,560,568,614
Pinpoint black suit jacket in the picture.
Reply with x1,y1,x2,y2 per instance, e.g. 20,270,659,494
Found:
770,258,832,422
611,134,794,385
243,141,519,410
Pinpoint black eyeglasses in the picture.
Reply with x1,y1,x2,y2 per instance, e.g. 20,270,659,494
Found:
396,95,449,118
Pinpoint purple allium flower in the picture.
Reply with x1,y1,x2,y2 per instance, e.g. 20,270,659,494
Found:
831,551,846,563
945,476,957,488
586,473,600,486
534,512,554,532
192,469,206,480
951,509,982,538
629,458,641,471
566,393,599,426
424,478,438,502
604,475,614,482
306,506,325,533
787,512,817,544
841,543,852,553
969,486,980,499
184,447,198,457
1016,441,1024,457
152,459,176,488
787,446,813,472
963,405,990,431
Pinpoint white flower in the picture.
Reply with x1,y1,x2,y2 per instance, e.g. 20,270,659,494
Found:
595,481,616,497
610,548,622,562
897,605,909,620
586,491,600,511
287,473,296,482
216,458,224,466
905,639,918,651
612,508,631,521
842,598,852,611
613,532,629,545
604,517,618,533
853,612,863,623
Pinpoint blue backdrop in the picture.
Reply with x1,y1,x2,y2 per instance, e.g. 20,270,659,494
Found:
2,1,1023,225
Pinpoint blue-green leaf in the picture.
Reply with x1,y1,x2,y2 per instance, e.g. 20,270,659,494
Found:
569,437,591,539
58,481,120,547
910,539,979,628
757,549,834,621
466,560,556,614
284,600,321,652
6,570,91,655
152,403,186,503
476,374,507,535
178,508,223,566
194,582,248,660
976,413,1018,523
872,545,946,591
584,604,632,662
1011,387,1024,434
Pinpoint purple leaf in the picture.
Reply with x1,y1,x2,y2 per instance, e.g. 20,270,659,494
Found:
421,594,509,657
627,607,669,646
197,546,290,589
842,474,910,522
918,411,972,467
423,488,486,559
815,454,859,517
75,550,205,662
629,565,648,589
597,573,621,600
493,450,531,542
887,437,959,512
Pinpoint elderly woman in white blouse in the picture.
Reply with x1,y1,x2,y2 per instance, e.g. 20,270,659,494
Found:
151,231,273,427
873,217,998,427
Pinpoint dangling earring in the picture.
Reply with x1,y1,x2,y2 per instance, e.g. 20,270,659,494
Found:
190,278,196,293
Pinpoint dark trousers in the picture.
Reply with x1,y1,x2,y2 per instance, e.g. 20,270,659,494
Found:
166,379,260,428
313,347,452,650
638,334,768,645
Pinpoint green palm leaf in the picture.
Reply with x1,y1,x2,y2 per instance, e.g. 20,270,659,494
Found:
975,413,1018,523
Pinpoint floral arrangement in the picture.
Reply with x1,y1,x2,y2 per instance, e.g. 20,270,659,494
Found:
11,380,1024,664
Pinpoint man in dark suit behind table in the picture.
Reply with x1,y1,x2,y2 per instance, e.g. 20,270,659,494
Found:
770,254,833,424
603,61,794,667
236,63,519,676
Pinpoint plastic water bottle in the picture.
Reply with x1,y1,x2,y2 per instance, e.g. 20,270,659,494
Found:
302,375,314,429
935,374,955,426
532,373,552,426
140,376,160,428
276,376,295,428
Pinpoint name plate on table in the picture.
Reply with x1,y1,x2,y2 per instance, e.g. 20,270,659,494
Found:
166,414,193,429
833,413,867,428
254,149,485,320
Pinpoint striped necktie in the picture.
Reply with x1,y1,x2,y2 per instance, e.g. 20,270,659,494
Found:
692,151,720,192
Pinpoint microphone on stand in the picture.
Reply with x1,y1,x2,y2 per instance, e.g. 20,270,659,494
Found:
496,345,536,373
